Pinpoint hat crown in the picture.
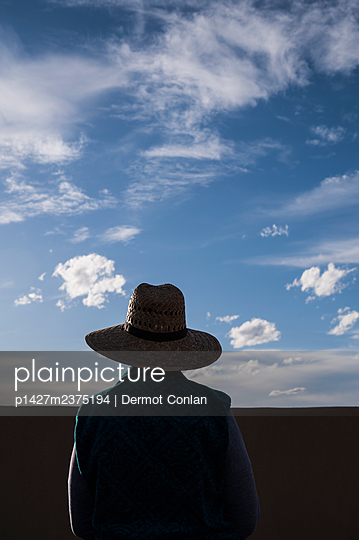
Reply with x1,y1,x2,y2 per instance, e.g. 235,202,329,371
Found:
124,283,186,334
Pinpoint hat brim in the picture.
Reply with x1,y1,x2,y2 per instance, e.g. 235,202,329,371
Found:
85,324,222,370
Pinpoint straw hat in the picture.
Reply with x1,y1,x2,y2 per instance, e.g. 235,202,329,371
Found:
85,283,222,370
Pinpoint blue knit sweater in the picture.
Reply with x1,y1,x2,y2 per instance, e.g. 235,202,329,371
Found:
69,371,260,539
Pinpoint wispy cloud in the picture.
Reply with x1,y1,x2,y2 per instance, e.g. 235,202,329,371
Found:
4,0,359,205
58,1,359,83
53,253,126,310
216,315,240,324
61,0,359,205
306,125,346,146
250,237,359,267
328,307,359,336
227,318,281,349
100,225,141,243
142,134,233,161
124,161,219,207
124,138,288,206
269,387,306,397
0,174,115,224
260,224,289,237
0,30,128,169
269,171,359,218
286,263,355,299
0,281,14,289
70,227,90,243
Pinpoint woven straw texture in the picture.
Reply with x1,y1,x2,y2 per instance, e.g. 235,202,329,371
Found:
85,283,222,370
124,283,186,334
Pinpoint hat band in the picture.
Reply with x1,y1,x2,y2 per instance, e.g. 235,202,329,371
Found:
126,324,188,342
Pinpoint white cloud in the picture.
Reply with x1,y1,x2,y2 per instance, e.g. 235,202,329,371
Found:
306,125,346,146
260,224,289,237
266,362,278,370
283,356,302,365
206,311,211,319
0,133,87,170
143,134,233,161
70,227,90,243
38,273,46,281
328,308,359,336
100,225,141,243
216,315,239,324
286,263,354,298
269,387,306,397
0,174,115,224
227,318,280,349
233,359,260,376
14,287,43,306
14,296,32,306
52,253,126,309
0,29,130,169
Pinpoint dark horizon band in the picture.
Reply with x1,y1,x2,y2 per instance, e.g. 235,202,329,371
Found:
125,324,188,342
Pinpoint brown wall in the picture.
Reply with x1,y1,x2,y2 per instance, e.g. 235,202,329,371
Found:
0,410,358,539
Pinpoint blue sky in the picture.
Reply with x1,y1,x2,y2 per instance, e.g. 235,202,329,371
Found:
1,0,359,405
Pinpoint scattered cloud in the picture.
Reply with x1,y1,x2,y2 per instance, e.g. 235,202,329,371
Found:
100,225,141,243
70,227,90,243
52,253,126,309
269,387,306,397
206,312,211,319
227,318,280,349
328,307,359,336
286,263,354,298
216,314,240,324
186,351,359,406
260,224,289,237
38,273,46,281
14,287,43,306
75,1,359,204
3,1,359,204
0,174,115,224
306,125,346,146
